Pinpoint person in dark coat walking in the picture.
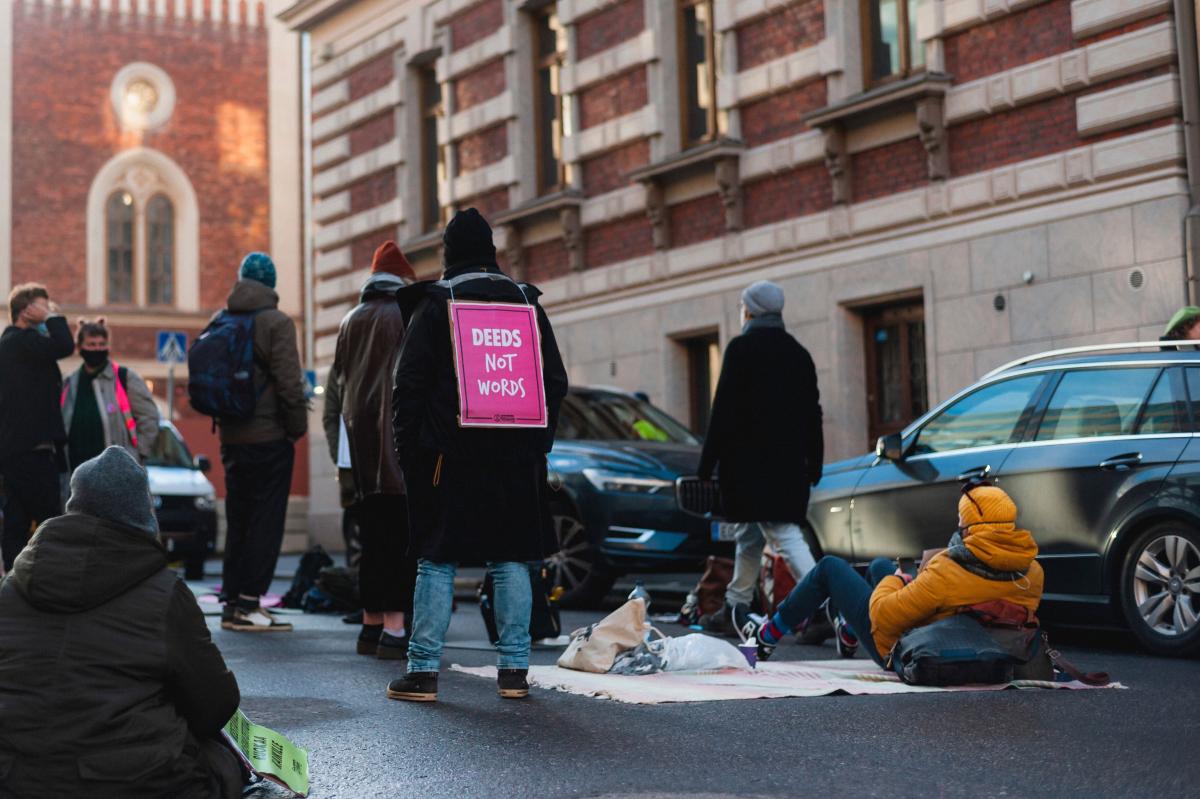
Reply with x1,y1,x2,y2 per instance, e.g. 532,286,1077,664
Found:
329,240,420,659
0,283,75,571
0,446,244,799
217,253,308,632
697,280,823,636
387,209,568,702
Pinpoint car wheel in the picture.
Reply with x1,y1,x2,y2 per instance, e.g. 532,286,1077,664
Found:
1119,522,1200,656
546,509,616,609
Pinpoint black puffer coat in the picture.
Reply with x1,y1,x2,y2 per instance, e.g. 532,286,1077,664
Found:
0,514,240,798
697,322,824,524
393,265,569,563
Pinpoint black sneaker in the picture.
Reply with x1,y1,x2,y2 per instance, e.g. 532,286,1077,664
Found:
749,620,777,662
376,632,409,661
220,604,236,628
357,624,383,656
731,603,755,642
497,669,529,699
387,672,438,702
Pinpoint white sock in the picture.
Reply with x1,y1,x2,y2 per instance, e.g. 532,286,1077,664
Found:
384,626,407,639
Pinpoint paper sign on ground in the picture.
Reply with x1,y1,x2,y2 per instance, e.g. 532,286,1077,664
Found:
221,708,310,797
448,301,547,428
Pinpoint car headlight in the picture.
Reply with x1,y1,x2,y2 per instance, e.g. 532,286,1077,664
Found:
582,468,673,495
194,495,217,511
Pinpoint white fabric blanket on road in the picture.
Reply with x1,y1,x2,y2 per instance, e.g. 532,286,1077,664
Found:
451,660,1123,704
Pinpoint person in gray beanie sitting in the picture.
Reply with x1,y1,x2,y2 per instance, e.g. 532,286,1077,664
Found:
0,446,245,798
697,280,825,644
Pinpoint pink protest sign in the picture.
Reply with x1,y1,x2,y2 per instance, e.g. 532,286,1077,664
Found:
448,301,548,428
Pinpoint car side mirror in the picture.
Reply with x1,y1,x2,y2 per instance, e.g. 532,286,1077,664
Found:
876,433,904,462
194,454,212,473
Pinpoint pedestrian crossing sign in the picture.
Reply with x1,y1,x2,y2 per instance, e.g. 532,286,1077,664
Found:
156,331,187,364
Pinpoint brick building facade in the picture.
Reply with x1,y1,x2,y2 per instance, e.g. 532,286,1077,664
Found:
282,0,1199,547
0,0,309,544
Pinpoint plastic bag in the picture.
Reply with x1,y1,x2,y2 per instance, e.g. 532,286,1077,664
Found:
661,634,750,672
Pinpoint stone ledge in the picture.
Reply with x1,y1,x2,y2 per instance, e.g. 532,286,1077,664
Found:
437,26,514,82
313,136,350,169
312,80,349,115
562,104,660,161
718,40,831,109
311,22,406,89
442,91,515,142
314,197,405,249
1070,0,1172,38
1076,73,1180,136
450,156,516,199
560,30,655,94
314,138,404,196
313,80,402,142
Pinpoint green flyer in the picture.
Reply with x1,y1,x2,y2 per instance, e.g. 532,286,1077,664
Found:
221,708,310,797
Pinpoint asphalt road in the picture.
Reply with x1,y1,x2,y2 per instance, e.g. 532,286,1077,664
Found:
201,569,1198,799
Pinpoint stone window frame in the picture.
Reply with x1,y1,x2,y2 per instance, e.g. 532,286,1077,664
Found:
86,148,200,311
110,62,176,133
528,3,571,195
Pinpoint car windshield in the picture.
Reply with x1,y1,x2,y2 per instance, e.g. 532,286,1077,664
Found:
558,391,700,444
146,425,195,469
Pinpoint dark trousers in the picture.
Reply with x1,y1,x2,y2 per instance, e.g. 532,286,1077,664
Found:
356,493,417,614
774,556,897,667
1,450,63,571
221,440,295,604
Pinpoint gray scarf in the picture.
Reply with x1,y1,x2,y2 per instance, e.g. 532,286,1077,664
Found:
946,530,1027,582
743,312,785,334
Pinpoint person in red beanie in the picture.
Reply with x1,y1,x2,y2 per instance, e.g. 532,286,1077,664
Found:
327,240,419,658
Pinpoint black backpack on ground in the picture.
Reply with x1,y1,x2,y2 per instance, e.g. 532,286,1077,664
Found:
281,546,334,609
479,562,562,644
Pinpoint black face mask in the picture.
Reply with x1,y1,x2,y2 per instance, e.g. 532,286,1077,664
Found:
81,349,109,369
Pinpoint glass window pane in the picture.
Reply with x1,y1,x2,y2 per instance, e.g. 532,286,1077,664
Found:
537,66,559,192
146,195,174,306
1036,369,1158,441
909,319,928,417
1138,370,1183,435
681,4,711,143
868,0,901,82
106,192,133,303
914,375,1043,455
908,0,925,69
873,324,903,425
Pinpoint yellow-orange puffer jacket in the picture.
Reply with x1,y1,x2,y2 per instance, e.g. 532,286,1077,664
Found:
868,523,1044,659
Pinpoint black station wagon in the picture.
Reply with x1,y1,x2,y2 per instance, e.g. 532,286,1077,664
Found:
808,343,1200,656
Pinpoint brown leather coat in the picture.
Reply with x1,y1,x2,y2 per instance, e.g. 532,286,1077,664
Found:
332,274,408,498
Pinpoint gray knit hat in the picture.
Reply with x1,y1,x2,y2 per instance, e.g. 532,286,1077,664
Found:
66,446,159,535
741,280,785,316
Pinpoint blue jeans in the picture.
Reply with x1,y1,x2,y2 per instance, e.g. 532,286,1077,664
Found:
773,556,897,667
407,560,532,673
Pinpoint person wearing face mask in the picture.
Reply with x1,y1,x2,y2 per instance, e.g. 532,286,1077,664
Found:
745,482,1045,668
60,319,160,472
0,283,75,571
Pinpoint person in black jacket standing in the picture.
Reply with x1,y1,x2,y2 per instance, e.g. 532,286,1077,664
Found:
697,280,823,637
0,283,75,571
387,209,568,703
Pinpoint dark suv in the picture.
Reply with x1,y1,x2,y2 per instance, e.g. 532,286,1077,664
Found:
544,387,720,606
809,343,1200,656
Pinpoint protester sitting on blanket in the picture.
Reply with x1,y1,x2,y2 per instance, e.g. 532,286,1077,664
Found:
746,481,1044,667
0,446,246,799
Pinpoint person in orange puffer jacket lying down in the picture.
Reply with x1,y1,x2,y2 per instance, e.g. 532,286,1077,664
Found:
744,482,1044,667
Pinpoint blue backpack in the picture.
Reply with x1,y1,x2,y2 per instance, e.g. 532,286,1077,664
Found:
187,309,263,421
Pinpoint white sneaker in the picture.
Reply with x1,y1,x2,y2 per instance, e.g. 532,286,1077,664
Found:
223,607,293,632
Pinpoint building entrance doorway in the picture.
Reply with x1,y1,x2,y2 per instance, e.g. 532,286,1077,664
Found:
863,299,928,446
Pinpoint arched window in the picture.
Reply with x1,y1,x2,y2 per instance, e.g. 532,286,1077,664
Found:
106,192,135,304
146,194,174,306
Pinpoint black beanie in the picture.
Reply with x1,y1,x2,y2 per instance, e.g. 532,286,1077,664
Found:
443,208,497,271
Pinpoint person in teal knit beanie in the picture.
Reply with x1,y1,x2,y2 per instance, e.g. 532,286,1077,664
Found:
238,252,276,289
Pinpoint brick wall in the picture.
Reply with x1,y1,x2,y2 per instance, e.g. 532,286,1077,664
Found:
581,138,650,196
578,67,648,129
10,3,270,311
943,0,1073,84
575,0,645,60
669,194,725,247
736,0,825,71
453,59,507,111
948,66,1175,177
743,163,832,228
449,0,504,50
348,170,397,215
346,51,396,102
851,138,928,202
1078,11,1171,46
348,112,395,155
739,81,826,147
459,186,511,219
455,123,508,173
351,235,381,273
523,237,569,284
584,214,654,267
